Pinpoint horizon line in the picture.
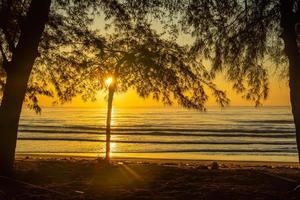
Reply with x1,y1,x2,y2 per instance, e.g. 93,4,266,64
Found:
22,105,292,109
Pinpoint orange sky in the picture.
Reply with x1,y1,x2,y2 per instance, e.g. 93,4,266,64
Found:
38,15,291,108
38,74,290,108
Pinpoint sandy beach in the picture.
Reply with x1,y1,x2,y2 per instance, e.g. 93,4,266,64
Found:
0,155,299,200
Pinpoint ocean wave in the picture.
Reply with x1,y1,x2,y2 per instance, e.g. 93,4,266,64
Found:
17,137,296,145
16,149,298,154
19,130,295,138
237,119,294,124
18,126,295,134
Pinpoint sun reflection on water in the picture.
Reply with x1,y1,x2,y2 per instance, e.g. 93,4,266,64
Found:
110,107,116,126
110,142,117,157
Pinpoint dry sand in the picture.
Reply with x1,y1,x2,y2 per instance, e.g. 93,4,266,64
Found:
0,155,300,199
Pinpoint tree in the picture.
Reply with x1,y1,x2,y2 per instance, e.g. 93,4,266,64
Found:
0,0,52,176
178,0,300,161
88,24,230,163
0,0,130,176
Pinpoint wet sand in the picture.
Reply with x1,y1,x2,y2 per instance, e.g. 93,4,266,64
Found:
0,156,300,199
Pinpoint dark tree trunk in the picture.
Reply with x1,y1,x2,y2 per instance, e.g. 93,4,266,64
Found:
280,0,300,162
105,84,115,163
0,0,51,176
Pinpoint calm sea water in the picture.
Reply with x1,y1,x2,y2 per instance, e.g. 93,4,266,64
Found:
16,107,297,162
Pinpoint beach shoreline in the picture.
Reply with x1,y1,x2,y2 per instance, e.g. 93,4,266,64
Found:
15,153,299,167
0,155,298,199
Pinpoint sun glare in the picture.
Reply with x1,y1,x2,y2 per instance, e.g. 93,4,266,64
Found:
110,142,117,157
105,77,113,87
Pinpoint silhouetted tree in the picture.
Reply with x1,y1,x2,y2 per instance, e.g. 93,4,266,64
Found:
178,0,300,161
89,24,230,163
0,0,130,176
0,0,52,176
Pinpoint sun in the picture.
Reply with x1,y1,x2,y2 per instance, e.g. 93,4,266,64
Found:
105,77,113,87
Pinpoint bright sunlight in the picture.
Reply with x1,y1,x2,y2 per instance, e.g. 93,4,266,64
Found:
105,77,113,87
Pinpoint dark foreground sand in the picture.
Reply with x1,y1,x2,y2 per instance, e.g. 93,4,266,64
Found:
1,156,300,200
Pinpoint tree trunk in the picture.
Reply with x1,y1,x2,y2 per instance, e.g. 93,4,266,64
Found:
105,85,115,163
0,0,51,176
280,0,300,162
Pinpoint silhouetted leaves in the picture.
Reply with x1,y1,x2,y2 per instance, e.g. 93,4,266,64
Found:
89,23,229,110
0,0,234,112
0,0,128,112
180,0,281,106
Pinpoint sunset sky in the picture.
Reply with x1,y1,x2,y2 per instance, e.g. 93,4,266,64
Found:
38,15,291,108
38,75,290,108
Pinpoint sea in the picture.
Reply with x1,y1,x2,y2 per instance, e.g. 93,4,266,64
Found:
16,106,297,162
